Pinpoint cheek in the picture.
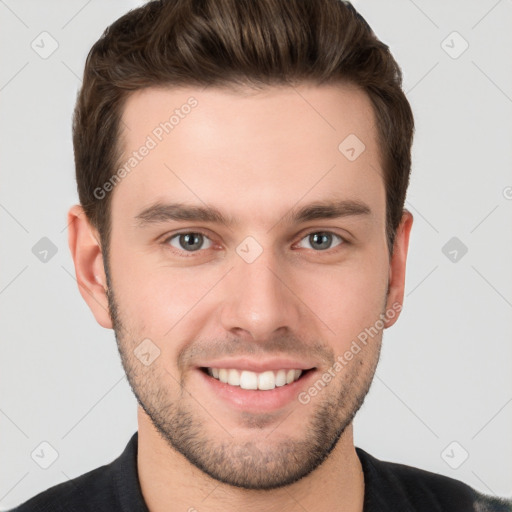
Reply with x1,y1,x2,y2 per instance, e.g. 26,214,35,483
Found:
109,232,389,352
109,249,220,340
296,256,388,348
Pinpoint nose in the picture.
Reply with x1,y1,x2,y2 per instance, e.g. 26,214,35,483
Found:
219,244,302,343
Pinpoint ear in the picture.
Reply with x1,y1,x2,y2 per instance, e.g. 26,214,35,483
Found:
67,204,113,328
384,210,413,328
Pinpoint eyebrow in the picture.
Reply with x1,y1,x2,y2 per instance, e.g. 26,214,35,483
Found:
134,199,371,228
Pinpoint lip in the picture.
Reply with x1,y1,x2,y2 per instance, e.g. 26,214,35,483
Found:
196,366,318,413
197,357,317,373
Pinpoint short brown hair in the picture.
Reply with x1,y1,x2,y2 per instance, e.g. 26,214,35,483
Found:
73,0,414,261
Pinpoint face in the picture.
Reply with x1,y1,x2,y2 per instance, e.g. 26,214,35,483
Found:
72,83,412,490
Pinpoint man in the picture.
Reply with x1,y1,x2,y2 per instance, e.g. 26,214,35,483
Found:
11,0,511,511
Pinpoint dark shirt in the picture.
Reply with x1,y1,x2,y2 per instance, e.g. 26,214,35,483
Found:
10,432,512,512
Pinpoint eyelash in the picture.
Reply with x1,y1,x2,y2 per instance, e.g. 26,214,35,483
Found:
162,230,347,257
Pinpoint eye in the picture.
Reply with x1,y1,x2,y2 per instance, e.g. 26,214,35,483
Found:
296,231,344,251
163,230,345,256
166,232,213,252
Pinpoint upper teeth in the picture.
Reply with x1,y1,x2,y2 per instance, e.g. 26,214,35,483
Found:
207,368,303,390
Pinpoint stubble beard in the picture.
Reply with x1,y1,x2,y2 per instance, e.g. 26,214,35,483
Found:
105,279,382,490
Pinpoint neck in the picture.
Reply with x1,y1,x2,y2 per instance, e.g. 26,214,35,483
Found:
137,407,365,512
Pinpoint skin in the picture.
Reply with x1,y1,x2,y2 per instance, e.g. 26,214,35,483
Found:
68,83,413,512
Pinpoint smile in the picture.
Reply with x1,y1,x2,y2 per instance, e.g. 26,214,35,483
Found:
203,367,304,390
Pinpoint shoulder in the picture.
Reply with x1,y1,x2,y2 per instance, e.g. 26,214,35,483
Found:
356,447,512,512
8,459,117,512
9,432,143,512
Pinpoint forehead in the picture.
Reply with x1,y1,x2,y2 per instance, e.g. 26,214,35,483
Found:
112,83,384,226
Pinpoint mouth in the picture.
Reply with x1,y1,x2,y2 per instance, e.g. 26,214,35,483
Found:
195,357,319,413
199,367,314,391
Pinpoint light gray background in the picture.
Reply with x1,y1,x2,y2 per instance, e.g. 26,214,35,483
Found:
1,0,511,509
